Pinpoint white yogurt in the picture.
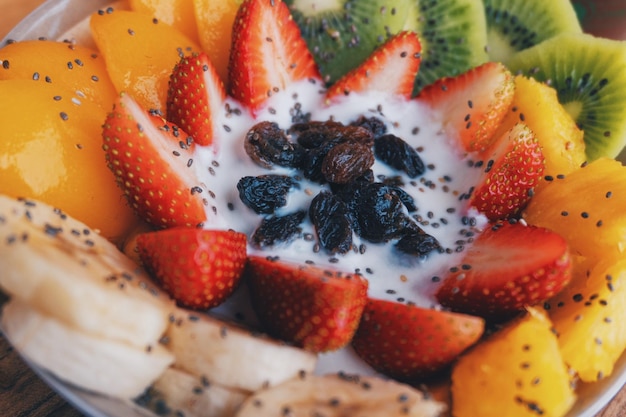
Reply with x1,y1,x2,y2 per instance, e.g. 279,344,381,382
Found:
194,79,488,374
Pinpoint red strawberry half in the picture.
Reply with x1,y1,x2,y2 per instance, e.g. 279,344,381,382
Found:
137,228,247,310
102,93,207,229
325,31,422,103
436,221,572,320
416,61,515,153
469,123,545,221
245,255,368,353
167,52,226,147
352,298,484,381
228,0,321,113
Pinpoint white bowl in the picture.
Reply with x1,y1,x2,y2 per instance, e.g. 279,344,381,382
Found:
2,1,626,416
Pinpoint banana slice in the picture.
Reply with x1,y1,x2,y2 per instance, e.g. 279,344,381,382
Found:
166,307,318,392
1,298,174,399
141,367,249,417
235,372,447,417
0,195,174,348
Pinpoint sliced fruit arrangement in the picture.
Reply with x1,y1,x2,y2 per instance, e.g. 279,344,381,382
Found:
3,0,626,415
451,308,576,417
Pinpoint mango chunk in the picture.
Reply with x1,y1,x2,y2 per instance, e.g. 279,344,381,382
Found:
451,308,575,417
548,256,626,382
90,8,201,112
523,158,626,259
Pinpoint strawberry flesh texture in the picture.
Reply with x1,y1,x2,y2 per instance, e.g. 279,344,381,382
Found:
325,31,422,103
137,228,247,310
102,93,207,229
167,52,226,147
245,255,368,353
352,298,484,381
228,0,321,113
417,61,515,153
436,222,572,320
470,123,545,221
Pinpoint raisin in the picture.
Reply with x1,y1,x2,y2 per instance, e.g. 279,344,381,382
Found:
244,121,304,168
237,175,299,214
295,123,374,149
350,116,388,138
389,186,417,212
396,230,442,257
374,134,425,178
301,139,342,183
251,211,306,248
353,183,414,243
322,141,375,184
309,191,353,254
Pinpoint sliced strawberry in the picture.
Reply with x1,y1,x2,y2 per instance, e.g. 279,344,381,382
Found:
325,31,422,103
436,222,572,320
228,0,321,113
245,255,368,353
352,298,484,381
469,123,545,221
136,228,247,310
167,52,226,147
416,61,515,153
102,93,207,229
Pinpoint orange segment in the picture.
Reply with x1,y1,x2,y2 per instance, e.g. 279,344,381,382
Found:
0,40,117,110
192,0,240,85
128,0,200,44
0,79,137,243
90,8,201,112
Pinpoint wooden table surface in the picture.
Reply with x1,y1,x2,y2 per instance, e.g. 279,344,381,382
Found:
0,1,625,416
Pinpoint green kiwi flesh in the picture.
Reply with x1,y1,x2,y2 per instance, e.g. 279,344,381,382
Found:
483,0,582,64
507,33,626,161
286,0,413,85
403,0,489,95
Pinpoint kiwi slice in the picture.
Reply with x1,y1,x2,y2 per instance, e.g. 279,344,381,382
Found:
403,0,489,95
507,33,626,161
286,0,413,85
483,0,582,64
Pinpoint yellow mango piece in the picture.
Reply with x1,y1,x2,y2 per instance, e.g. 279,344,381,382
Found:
0,79,137,243
451,308,576,417
90,8,201,112
128,0,200,44
548,256,626,382
523,158,626,259
192,0,240,85
495,75,586,192
0,40,118,110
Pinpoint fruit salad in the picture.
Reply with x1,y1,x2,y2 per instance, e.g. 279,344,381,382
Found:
1,0,626,416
